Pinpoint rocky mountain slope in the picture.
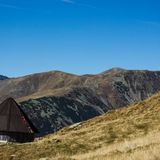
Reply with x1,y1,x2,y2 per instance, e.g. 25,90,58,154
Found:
20,88,108,136
1,92,160,160
1,68,160,135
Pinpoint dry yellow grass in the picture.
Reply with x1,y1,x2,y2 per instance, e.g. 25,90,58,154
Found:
1,92,160,160
72,131,160,160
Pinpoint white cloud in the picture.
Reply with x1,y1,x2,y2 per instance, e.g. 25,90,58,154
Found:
0,3,22,9
61,0,75,4
138,20,160,27
61,0,96,8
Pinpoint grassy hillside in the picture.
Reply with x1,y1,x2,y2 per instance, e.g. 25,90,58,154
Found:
1,92,160,160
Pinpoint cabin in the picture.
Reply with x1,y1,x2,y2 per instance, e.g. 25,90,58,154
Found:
0,98,37,143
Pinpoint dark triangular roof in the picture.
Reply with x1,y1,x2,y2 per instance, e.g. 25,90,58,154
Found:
0,98,37,133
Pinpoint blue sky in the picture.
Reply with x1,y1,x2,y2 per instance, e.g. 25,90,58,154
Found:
0,0,160,77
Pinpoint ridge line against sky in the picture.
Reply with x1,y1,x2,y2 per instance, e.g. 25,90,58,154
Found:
0,0,160,77
2,67,160,79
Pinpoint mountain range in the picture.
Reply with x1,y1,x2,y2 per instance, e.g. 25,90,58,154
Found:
1,68,160,135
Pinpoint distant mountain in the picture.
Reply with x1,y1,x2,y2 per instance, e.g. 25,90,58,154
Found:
0,75,8,80
1,68,160,136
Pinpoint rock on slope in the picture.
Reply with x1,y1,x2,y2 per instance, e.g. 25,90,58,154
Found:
1,68,160,135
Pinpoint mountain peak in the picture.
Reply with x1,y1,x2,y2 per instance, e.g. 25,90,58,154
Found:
102,67,126,74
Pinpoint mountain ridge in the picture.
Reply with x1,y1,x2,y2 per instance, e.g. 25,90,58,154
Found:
1,68,160,102
1,68,160,136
